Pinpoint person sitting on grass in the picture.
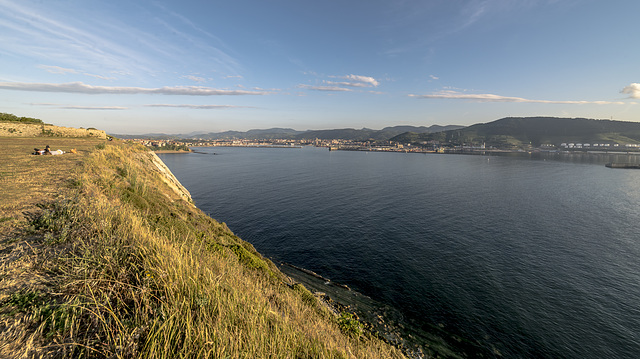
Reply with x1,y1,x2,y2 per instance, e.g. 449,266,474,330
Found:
33,145,65,155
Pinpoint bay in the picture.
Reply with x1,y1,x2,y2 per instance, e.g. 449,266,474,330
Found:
159,147,640,358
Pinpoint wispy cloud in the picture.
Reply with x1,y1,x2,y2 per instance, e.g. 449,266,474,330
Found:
38,64,116,80
31,101,251,110
300,74,380,92
32,103,127,110
144,104,253,109
84,73,116,80
621,83,640,99
330,74,380,87
324,81,371,88
0,1,156,76
182,75,207,83
0,81,270,96
60,106,127,110
38,65,77,75
381,0,536,57
152,2,242,77
409,90,627,105
459,0,489,30
0,1,243,81
297,84,353,92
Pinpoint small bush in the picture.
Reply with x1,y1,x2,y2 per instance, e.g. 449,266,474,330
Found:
338,312,363,337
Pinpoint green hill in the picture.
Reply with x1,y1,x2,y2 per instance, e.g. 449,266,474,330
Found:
291,125,464,141
390,117,640,148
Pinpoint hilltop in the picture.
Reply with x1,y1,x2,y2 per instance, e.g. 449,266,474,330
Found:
390,117,640,148
0,131,405,358
291,125,464,141
0,112,106,139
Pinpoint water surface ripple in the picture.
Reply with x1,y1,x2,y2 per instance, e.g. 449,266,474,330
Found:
159,148,640,358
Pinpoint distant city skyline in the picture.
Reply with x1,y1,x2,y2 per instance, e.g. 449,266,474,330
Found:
1,0,638,134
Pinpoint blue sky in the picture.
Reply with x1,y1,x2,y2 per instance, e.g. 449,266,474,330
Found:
1,0,638,134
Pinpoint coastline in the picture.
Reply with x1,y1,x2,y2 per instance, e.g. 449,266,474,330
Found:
277,260,491,359
151,149,192,153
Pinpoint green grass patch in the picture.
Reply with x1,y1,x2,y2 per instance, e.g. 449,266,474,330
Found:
2,291,47,315
338,312,363,337
229,243,274,275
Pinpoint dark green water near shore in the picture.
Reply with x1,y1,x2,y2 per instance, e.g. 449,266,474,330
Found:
160,147,640,358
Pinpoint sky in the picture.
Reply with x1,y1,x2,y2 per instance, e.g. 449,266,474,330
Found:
1,0,639,134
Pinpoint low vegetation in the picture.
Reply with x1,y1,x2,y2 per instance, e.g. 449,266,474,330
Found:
0,138,404,358
0,112,44,125
148,143,191,152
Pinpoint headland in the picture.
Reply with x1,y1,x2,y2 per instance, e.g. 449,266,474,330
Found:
0,124,407,358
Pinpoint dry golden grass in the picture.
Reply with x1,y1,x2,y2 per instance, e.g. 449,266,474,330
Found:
0,139,406,358
0,137,105,232
0,137,106,357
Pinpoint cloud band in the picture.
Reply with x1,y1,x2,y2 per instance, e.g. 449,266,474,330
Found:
0,81,269,96
144,104,253,109
409,90,626,105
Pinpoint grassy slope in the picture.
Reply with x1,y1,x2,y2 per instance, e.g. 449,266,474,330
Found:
0,139,404,358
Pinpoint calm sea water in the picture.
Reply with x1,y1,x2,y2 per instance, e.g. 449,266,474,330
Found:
159,148,640,358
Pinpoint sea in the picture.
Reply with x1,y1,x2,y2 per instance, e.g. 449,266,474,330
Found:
158,147,640,358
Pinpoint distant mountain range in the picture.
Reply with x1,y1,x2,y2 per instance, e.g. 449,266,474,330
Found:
390,117,640,148
113,117,640,148
290,125,464,141
113,124,464,141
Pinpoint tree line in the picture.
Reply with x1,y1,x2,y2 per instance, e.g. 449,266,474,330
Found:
0,112,44,124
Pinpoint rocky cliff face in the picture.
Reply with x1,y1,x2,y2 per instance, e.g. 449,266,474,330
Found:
143,151,194,205
0,122,107,139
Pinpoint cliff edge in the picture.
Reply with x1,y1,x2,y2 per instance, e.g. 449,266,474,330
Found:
144,151,193,204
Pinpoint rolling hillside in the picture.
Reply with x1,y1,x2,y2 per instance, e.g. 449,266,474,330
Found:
390,117,640,148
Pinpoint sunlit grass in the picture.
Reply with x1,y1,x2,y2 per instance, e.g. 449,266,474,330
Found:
0,140,404,358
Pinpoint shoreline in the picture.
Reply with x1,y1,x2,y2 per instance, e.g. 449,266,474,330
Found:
276,260,490,358
152,149,192,153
